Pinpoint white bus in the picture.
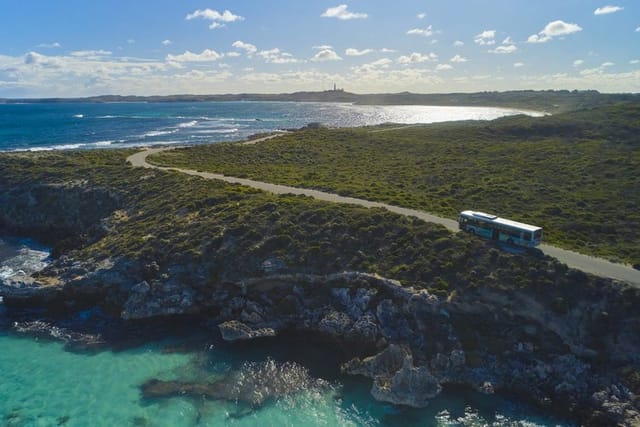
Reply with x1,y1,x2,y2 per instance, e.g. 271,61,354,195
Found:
458,210,543,247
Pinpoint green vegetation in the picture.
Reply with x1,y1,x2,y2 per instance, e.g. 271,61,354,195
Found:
0,149,607,300
151,103,640,265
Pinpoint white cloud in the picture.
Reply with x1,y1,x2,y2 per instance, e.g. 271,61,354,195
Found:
601,62,615,67
594,5,624,15
397,52,437,64
162,40,172,46
127,39,135,45
232,41,257,56
527,20,582,43
502,36,514,45
313,45,333,50
311,49,342,62
631,59,640,65
70,50,112,58
321,5,367,20
573,59,585,67
407,26,434,37
258,48,300,64
436,64,453,71
186,8,244,29
380,48,397,53
636,27,640,32
474,30,496,45
450,54,467,63
166,49,223,63
453,41,464,47
417,13,426,19
37,42,61,48
514,62,524,68
489,45,517,54
226,52,241,57
345,48,373,57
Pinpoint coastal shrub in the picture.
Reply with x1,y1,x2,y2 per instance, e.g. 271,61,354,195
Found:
152,103,640,265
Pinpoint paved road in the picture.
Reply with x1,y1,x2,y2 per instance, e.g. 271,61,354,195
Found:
128,147,640,286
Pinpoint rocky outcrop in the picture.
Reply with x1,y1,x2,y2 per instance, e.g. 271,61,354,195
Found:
0,182,120,251
218,320,276,341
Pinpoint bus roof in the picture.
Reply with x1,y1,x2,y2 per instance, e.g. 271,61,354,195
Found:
460,210,542,232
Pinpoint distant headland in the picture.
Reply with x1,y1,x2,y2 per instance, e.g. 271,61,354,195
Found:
2,89,639,113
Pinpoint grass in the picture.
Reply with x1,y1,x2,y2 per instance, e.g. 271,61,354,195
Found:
150,103,640,266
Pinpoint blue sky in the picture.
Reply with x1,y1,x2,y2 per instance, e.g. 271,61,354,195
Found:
0,1,638,97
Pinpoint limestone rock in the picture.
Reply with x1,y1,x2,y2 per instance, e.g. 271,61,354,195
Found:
371,353,442,407
218,320,276,341
341,344,410,378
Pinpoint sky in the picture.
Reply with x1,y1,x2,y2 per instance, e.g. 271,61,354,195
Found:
0,0,639,97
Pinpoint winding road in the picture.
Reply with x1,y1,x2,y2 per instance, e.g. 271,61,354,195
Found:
127,146,640,286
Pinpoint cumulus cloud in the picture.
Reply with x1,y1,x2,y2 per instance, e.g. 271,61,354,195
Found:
321,4,367,20
601,62,615,67
474,30,496,45
514,62,524,68
311,49,342,62
453,41,464,47
594,5,623,15
162,40,172,46
417,13,426,19
436,64,453,71
636,26,640,32
232,41,257,56
502,36,514,45
380,48,397,53
258,48,299,64
407,26,434,37
631,59,640,65
166,49,223,62
397,52,437,64
345,48,373,57
186,8,244,29
489,45,517,54
527,20,582,43
450,54,467,63
573,59,585,67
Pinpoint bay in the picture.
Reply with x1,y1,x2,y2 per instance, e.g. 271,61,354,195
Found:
0,101,542,152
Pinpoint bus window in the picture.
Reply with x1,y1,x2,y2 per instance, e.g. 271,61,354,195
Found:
523,231,532,241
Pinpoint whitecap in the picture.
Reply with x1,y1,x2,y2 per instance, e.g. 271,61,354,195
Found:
73,114,84,118
177,120,198,128
143,130,175,138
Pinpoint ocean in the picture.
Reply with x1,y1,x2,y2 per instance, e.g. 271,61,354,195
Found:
0,101,541,152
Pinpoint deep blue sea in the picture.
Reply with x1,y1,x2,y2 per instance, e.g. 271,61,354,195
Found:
0,101,541,152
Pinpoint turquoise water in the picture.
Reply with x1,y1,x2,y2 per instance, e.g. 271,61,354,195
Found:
0,324,571,427
0,102,541,152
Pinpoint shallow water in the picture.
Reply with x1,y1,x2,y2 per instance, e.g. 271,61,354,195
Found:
0,317,573,427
